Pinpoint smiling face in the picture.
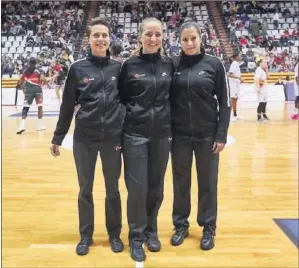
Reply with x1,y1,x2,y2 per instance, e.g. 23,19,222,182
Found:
139,21,163,54
88,24,110,57
180,26,202,56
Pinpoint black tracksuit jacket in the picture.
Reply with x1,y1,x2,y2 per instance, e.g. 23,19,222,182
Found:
118,51,173,138
171,49,230,143
52,53,123,145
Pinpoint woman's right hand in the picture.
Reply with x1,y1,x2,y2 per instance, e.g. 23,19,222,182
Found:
50,144,60,157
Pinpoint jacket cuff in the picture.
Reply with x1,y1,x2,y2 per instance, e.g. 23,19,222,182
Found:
215,130,227,144
51,135,64,146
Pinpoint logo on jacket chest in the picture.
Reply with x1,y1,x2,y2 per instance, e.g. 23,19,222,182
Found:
134,73,146,78
82,77,95,84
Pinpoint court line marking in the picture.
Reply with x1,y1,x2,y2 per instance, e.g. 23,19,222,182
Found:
135,244,144,268
29,244,76,249
30,243,145,267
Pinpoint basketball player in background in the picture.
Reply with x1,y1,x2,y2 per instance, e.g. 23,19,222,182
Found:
227,53,243,122
16,57,47,134
254,58,270,123
291,60,298,120
60,48,74,64
49,59,68,102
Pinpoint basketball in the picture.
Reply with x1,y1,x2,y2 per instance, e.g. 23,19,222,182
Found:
259,78,265,87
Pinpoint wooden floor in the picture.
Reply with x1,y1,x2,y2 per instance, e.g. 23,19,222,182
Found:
2,103,298,268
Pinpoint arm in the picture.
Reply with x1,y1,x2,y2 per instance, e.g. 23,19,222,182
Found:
18,74,25,91
40,73,51,84
51,66,77,146
170,56,180,104
214,60,231,146
50,69,60,81
254,70,261,92
118,60,129,104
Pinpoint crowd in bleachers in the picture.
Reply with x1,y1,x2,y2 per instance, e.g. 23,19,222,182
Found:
78,1,224,62
1,1,85,77
2,1,298,77
221,0,299,72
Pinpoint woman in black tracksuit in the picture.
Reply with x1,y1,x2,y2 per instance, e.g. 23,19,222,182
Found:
50,18,124,256
170,22,230,251
118,18,173,262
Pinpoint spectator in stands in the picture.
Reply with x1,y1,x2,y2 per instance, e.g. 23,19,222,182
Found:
228,20,237,44
51,17,124,256
110,42,123,63
250,17,260,38
170,21,230,253
273,11,279,29
118,17,172,262
239,35,248,48
210,36,220,48
261,17,268,37
275,77,283,86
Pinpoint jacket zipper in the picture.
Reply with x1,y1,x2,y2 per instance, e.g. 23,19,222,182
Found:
100,70,106,137
187,67,194,138
150,63,156,137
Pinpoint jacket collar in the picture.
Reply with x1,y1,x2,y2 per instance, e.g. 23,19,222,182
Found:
139,47,161,62
86,48,110,66
180,47,205,66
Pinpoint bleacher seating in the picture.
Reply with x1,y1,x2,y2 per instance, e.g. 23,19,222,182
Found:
220,0,298,74
1,1,85,77
2,0,297,85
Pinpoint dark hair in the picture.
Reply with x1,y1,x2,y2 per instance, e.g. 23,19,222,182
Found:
111,42,122,56
178,21,202,40
232,52,241,59
24,57,37,76
86,17,111,38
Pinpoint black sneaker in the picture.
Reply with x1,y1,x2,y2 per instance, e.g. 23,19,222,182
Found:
130,242,146,262
200,227,215,250
263,114,270,121
170,227,189,246
76,238,93,255
145,232,161,252
109,237,124,253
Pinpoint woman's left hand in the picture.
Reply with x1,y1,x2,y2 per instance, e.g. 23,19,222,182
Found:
212,142,225,154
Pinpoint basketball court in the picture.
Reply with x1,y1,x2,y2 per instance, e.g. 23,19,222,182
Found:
2,99,298,268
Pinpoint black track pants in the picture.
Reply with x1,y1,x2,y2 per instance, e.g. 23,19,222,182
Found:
171,135,219,234
122,134,170,244
73,140,122,239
